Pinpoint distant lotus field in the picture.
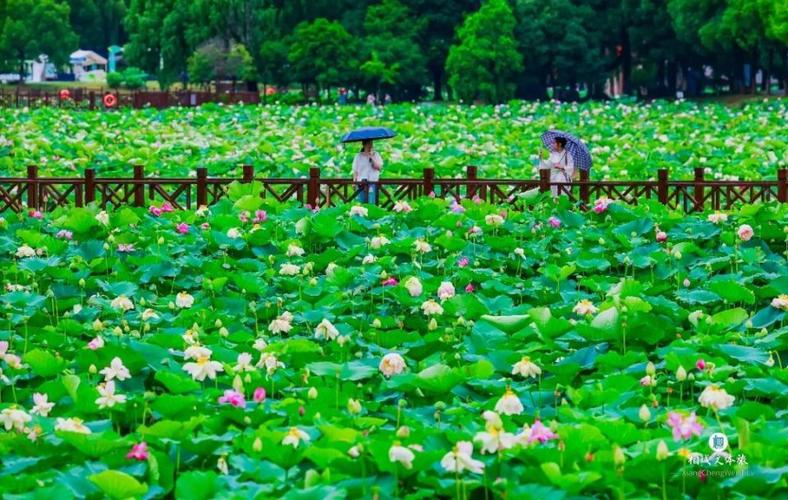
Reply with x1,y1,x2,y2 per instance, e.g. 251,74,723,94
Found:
0,99,785,180
0,187,785,498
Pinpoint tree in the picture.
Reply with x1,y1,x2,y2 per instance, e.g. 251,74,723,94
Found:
446,0,522,103
259,39,290,90
288,18,356,98
67,0,126,50
187,38,256,88
0,0,77,79
362,0,427,99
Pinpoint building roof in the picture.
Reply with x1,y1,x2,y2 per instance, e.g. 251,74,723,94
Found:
69,50,108,66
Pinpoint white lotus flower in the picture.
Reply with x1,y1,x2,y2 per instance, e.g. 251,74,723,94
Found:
282,427,310,447
404,277,423,297
484,214,504,226
325,262,338,278
226,228,242,239
421,299,444,316
437,281,455,301
572,300,598,316
256,352,285,375
234,352,255,372
315,319,340,341
96,381,127,409
279,263,300,276
379,353,406,377
393,200,412,213
95,211,110,226
15,245,36,258
0,407,32,432
141,308,159,321
440,441,485,474
286,244,305,257
369,236,390,250
30,393,55,416
55,417,91,434
512,356,542,378
389,444,415,469
349,205,368,217
413,239,431,253
110,295,134,312
770,294,788,311
184,345,212,361
698,384,735,411
183,355,224,381
99,357,131,382
362,254,377,265
268,312,293,334
475,426,517,454
707,212,728,224
495,389,524,416
175,291,194,308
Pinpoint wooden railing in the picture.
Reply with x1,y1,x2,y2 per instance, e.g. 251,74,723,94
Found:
0,166,785,214
0,88,260,109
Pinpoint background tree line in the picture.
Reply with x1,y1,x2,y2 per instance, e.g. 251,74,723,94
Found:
0,0,786,102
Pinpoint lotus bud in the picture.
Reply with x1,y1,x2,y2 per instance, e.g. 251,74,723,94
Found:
396,426,410,438
103,243,110,251
348,445,361,457
639,404,651,422
676,365,687,381
646,362,656,375
307,387,318,400
219,327,229,337
113,326,123,336
233,375,244,392
613,445,626,466
253,437,263,452
243,416,251,425
372,318,382,328
244,374,252,384
215,319,223,328
143,323,150,332
656,440,670,461
79,278,86,288
428,318,438,331
93,319,103,331
347,398,362,414
168,301,175,310
399,399,408,408
766,353,775,367
88,364,97,374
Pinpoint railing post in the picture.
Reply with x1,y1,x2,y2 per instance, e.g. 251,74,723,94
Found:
657,169,669,205
27,165,38,210
693,167,705,212
85,168,96,204
133,165,145,207
579,169,590,205
242,164,254,183
778,168,787,203
423,168,434,197
89,91,95,111
197,168,208,207
539,168,550,193
466,165,477,200
307,167,320,208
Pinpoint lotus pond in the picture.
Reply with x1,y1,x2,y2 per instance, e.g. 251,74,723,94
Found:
0,188,786,499
0,99,786,180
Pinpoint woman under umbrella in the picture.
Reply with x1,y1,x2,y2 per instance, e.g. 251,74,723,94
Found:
539,130,592,197
341,127,395,205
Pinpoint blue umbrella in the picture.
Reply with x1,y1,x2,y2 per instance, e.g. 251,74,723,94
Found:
341,126,396,143
541,130,592,171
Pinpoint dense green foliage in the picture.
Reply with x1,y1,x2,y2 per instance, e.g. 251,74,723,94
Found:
1,0,786,101
0,193,785,498
0,100,785,179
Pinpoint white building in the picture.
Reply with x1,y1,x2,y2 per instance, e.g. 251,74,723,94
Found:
69,50,108,82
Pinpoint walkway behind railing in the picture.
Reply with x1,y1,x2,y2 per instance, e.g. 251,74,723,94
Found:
0,88,260,109
0,166,785,214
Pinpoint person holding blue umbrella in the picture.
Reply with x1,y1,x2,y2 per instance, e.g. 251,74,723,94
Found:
539,130,592,197
342,127,396,204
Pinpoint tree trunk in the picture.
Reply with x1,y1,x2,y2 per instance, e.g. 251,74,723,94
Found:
432,67,443,101
18,52,26,82
667,60,678,96
621,27,632,95
764,49,773,95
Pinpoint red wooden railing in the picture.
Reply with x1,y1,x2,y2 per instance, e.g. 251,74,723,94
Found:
1,166,785,214
0,88,260,109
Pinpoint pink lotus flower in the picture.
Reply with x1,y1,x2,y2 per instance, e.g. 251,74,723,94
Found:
472,195,482,204
667,412,703,441
239,211,250,223
640,375,653,386
254,210,267,223
176,223,189,234
29,210,43,219
450,201,465,214
695,359,706,371
218,390,246,408
87,336,104,350
117,243,135,252
458,257,469,267
465,283,474,293
593,198,611,213
161,202,174,213
56,230,73,240
200,223,210,230
528,420,558,444
149,206,163,217
656,231,667,242
737,224,753,242
126,442,149,461
382,277,398,287
253,387,266,403
548,217,561,228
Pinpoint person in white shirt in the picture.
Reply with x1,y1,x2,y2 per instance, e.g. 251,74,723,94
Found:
540,137,574,197
352,140,383,204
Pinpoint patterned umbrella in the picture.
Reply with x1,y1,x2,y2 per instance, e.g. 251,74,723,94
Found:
540,130,592,171
341,127,396,143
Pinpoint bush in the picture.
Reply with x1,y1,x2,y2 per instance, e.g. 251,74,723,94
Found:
106,72,123,89
121,67,147,90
